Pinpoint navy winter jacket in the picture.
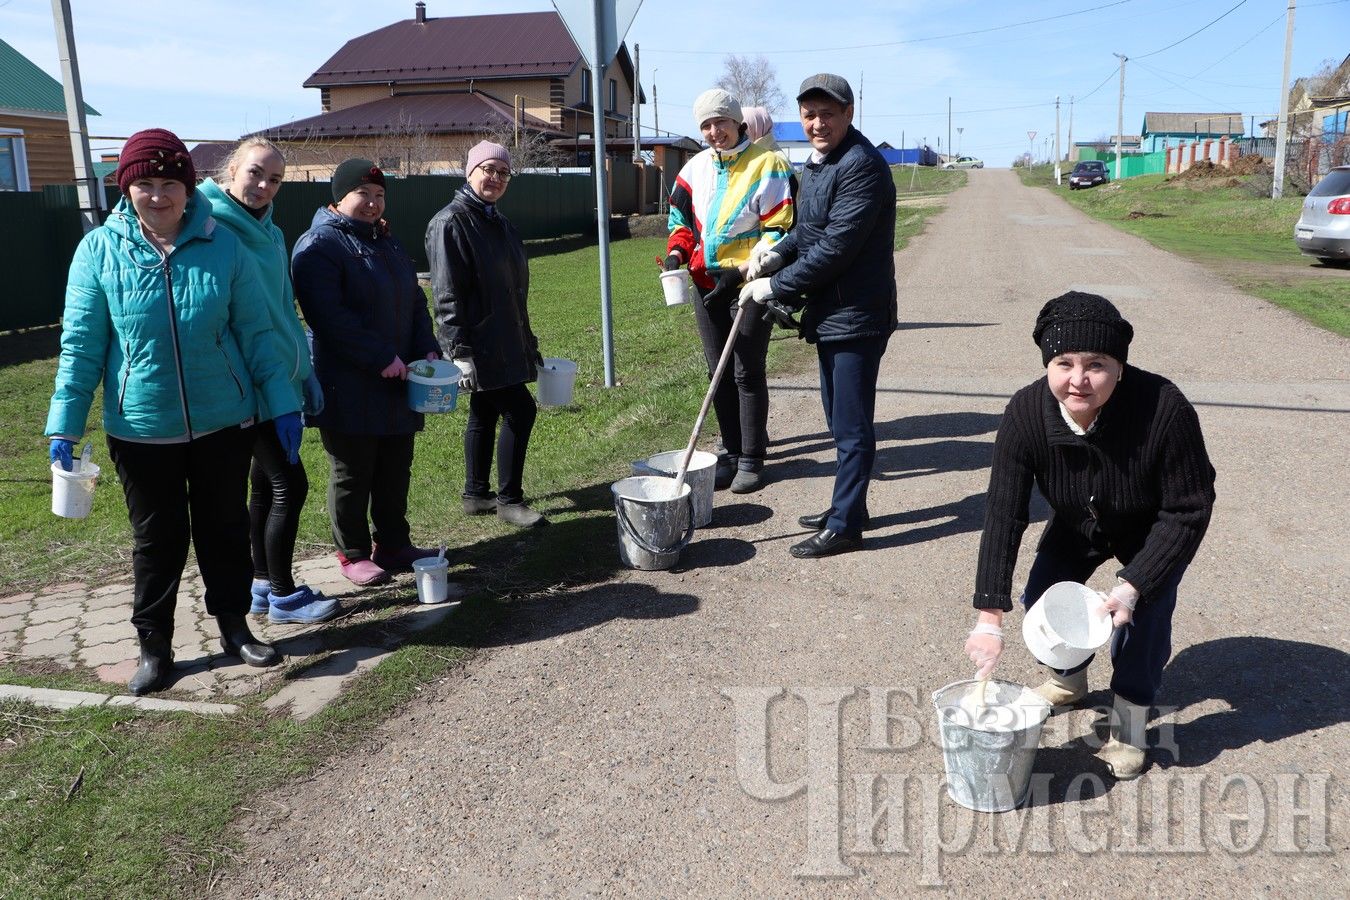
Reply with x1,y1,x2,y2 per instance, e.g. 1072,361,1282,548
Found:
291,207,439,435
769,126,897,344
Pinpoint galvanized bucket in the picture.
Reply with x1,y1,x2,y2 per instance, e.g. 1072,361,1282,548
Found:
932,678,1052,812
631,450,717,528
611,476,695,571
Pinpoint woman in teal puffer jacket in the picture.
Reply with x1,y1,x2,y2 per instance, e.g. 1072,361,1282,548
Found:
44,128,300,696
198,138,337,626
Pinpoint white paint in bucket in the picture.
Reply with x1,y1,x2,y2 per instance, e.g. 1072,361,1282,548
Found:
932,678,1052,812
537,358,577,407
1022,581,1114,669
51,461,99,519
631,450,716,527
611,475,694,571
659,269,693,306
411,556,452,604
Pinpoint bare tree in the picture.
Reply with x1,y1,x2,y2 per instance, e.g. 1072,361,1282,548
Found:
716,55,786,112
371,112,439,176
478,124,564,171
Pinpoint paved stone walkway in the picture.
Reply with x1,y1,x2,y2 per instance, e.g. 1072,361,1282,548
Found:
0,555,461,714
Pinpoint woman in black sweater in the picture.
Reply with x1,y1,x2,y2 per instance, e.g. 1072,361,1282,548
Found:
963,292,1216,779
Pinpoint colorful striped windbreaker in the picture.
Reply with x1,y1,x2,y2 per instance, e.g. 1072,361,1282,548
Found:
667,139,794,289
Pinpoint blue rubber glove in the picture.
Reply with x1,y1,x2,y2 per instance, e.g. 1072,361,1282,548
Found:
50,439,75,472
273,412,303,465
302,372,325,417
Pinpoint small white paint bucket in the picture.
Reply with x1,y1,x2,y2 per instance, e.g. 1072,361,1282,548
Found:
537,358,578,407
51,461,99,519
659,269,693,306
1022,581,1114,669
411,556,451,604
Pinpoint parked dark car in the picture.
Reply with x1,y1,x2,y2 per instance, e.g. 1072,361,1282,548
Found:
1068,161,1108,190
1294,166,1350,265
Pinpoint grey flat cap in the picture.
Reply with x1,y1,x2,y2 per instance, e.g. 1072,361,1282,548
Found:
797,73,854,106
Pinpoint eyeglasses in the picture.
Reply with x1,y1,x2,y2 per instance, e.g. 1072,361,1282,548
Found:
479,166,512,182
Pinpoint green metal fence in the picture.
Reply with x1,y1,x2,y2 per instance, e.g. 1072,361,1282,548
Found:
0,173,595,333
1078,149,1167,178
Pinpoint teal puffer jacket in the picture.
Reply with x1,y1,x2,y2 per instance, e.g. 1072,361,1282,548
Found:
197,178,310,421
45,193,299,442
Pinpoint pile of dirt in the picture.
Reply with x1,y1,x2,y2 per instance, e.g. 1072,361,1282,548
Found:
1169,155,1272,183
1229,154,1273,176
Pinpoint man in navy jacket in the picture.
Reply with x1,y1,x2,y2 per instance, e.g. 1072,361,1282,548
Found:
740,73,897,558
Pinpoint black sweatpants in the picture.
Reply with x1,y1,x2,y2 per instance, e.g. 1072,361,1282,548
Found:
319,429,415,561
692,288,771,463
464,383,537,504
107,424,256,637
249,423,309,595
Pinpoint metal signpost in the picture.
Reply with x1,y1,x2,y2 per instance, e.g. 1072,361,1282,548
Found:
552,0,643,388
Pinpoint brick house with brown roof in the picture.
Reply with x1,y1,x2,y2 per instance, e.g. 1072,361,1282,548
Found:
254,2,644,179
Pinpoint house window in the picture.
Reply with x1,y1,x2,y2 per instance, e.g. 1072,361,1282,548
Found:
581,73,591,106
320,87,331,112
608,79,617,113
379,156,402,172
0,131,30,192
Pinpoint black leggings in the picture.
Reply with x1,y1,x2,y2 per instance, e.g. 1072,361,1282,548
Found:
249,423,309,595
464,383,537,504
692,287,771,461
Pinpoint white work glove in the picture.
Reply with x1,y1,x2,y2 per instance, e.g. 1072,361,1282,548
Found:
745,238,784,280
964,621,1004,679
454,358,477,392
1099,581,1139,627
737,278,775,308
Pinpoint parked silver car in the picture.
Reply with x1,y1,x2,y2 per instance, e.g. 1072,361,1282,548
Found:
1295,166,1350,265
942,156,984,170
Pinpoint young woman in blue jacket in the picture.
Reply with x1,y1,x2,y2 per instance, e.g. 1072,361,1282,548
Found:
45,129,299,695
198,138,337,625
292,159,441,587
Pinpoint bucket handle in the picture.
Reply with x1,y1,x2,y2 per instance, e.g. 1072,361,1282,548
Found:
616,493,695,556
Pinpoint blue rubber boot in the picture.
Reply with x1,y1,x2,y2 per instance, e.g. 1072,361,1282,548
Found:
268,585,339,625
250,579,271,615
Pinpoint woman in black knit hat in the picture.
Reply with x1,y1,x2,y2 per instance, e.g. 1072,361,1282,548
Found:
962,291,1216,779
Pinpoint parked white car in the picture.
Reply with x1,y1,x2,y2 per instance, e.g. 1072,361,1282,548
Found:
1295,166,1350,265
942,156,984,170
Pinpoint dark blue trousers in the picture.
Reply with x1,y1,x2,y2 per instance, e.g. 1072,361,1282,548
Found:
1020,539,1186,706
817,335,888,537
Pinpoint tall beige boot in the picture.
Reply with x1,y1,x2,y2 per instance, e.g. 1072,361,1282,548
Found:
1032,668,1088,707
1099,694,1149,779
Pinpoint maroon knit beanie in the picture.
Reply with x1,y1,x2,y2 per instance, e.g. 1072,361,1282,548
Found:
116,128,196,195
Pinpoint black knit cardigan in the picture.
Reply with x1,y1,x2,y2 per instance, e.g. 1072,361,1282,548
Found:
973,365,1216,611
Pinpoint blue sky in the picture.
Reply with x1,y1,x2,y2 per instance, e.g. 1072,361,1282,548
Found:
5,0,1348,166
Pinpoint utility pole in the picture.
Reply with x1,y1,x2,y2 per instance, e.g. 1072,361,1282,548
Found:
51,0,102,233
1272,0,1297,199
1113,53,1127,181
653,74,659,136
1054,96,1062,185
859,71,864,130
1067,95,1074,163
947,97,952,163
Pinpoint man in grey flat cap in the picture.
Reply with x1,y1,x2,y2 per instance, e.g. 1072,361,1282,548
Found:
739,73,897,559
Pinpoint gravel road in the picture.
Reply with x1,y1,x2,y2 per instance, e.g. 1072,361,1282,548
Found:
224,169,1348,898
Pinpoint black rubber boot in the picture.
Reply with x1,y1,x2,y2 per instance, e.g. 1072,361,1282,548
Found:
128,631,174,696
217,614,280,668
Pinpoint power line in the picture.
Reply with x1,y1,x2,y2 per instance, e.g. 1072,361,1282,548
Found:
1076,68,1120,103
642,0,1139,56
1131,59,1234,109
1134,0,1251,60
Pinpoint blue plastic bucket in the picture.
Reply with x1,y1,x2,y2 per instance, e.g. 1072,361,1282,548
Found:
407,360,459,413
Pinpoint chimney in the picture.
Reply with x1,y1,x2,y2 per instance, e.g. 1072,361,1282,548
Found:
415,2,426,23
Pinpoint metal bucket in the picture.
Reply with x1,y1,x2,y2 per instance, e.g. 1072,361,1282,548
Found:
611,476,695,571
631,450,716,528
932,678,1052,812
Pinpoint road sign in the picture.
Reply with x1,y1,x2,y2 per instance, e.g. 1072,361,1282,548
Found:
1027,131,1037,141
553,0,642,68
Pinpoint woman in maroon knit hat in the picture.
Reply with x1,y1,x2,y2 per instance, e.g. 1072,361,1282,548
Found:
961,291,1216,780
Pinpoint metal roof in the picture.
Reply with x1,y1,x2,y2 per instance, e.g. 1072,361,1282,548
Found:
0,39,98,117
254,91,562,140
304,11,584,87
1141,112,1244,136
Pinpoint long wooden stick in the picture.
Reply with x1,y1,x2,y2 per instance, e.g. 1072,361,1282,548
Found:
673,303,749,495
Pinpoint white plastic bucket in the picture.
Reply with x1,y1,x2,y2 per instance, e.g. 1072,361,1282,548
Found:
611,475,694,571
1022,581,1114,669
407,360,460,413
659,269,693,306
51,461,99,519
632,450,717,528
537,358,578,407
411,556,451,604
933,678,1052,812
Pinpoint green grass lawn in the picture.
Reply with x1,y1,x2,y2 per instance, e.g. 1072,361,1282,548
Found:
1017,164,1350,336
893,166,965,250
